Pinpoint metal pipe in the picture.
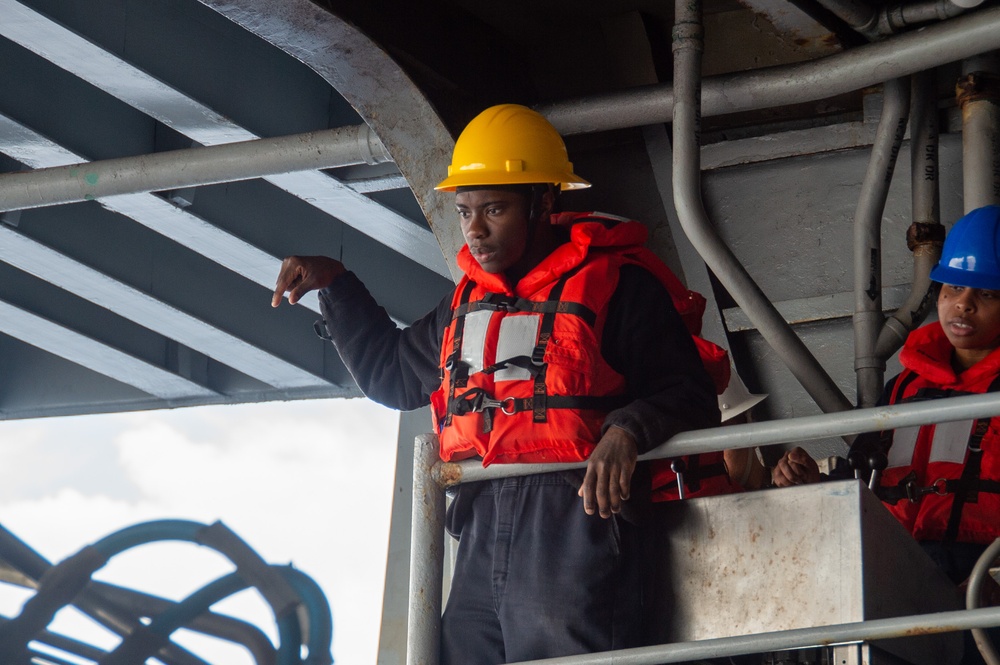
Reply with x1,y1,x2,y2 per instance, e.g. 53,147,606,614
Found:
875,71,943,361
967,538,1000,665
508,605,1000,665
406,434,445,665
959,56,1000,212
671,0,852,415
537,5,1000,136
0,124,392,212
814,0,881,41
881,0,970,33
906,69,941,265
443,391,1000,485
853,78,910,408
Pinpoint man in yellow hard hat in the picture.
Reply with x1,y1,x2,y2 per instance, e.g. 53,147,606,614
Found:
273,104,720,663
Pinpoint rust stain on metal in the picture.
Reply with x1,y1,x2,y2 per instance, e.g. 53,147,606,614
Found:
957,72,1000,108
901,624,956,637
435,462,463,488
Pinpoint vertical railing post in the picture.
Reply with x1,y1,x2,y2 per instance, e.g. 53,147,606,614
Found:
406,434,445,665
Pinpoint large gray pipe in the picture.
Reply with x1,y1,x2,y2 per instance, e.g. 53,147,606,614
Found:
671,0,852,414
853,78,910,408
539,5,1000,136
0,124,392,213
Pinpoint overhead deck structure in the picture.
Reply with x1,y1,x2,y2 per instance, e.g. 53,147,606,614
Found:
4,0,1000,664
2,0,999,463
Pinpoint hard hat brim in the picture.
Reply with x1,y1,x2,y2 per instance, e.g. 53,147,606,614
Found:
930,264,1000,291
435,171,591,192
719,391,768,422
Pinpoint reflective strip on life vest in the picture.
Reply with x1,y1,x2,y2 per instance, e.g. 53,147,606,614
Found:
887,426,919,468
494,315,542,382
929,419,976,464
886,420,974,469
460,310,492,374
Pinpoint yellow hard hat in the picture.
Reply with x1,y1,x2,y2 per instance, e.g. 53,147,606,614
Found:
435,104,591,192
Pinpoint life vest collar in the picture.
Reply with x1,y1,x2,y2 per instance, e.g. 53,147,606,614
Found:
901,322,1000,386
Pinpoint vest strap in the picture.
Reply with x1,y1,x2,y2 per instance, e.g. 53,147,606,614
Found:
444,281,477,427
453,295,597,326
448,388,630,418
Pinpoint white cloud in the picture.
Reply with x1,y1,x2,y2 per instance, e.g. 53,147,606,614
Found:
0,398,402,664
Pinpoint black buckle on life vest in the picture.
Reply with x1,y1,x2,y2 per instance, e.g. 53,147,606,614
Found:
450,388,516,417
876,471,916,505
905,476,949,503
480,356,544,378
479,293,520,312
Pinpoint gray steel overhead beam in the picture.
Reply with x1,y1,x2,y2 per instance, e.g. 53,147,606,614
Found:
0,298,217,401
196,0,464,281
0,114,329,309
0,114,442,322
0,0,449,278
0,224,327,390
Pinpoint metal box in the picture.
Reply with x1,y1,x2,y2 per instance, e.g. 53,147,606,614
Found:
648,479,963,665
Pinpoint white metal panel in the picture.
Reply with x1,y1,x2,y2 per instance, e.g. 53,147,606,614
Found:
0,299,216,400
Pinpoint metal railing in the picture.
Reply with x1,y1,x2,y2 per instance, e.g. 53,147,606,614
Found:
406,391,1000,665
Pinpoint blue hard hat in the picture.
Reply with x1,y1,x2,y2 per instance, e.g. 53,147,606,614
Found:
930,205,1000,290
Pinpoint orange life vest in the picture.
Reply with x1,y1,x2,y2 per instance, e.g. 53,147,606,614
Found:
428,212,730,469
876,323,1000,544
650,450,738,501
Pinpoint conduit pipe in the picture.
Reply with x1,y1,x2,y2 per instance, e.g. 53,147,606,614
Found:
0,124,392,213
853,78,911,408
959,54,1000,211
813,0,882,41
880,0,973,33
874,71,943,363
537,5,1000,136
815,0,975,41
671,0,852,414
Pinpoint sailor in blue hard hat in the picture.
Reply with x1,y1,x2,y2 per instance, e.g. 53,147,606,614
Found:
931,205,1000,370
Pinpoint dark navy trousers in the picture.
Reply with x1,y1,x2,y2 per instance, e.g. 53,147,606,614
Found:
440,473,647,665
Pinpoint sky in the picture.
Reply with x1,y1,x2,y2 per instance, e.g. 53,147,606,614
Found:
0,397,402,664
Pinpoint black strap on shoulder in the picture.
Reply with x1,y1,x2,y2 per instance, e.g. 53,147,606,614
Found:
889,370,921,403
530,271,575,423
941,373,1000,546
942,419,988,546
454,295,597,326
444,281,476,428
448,389,630,418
